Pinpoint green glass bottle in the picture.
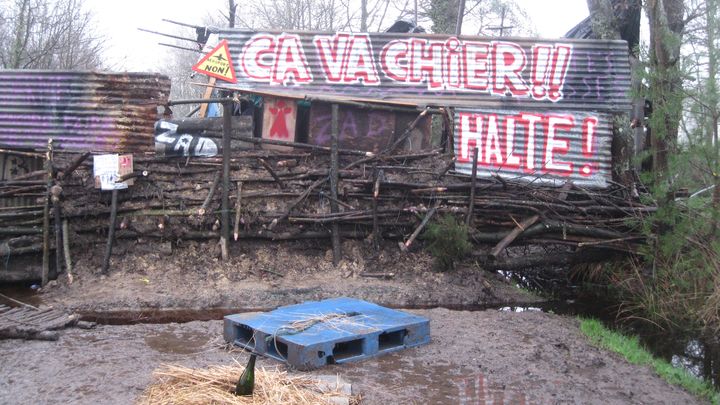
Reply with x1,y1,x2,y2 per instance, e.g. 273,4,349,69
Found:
234,354,256,396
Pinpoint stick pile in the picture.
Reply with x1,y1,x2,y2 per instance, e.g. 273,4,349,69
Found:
0,132,654,276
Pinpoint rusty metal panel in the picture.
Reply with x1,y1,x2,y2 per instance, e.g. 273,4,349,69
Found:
309,104,396,152
308,103,431,153
453,108,613,188
0,70,171,153
211,30,630,112
0,152,43,208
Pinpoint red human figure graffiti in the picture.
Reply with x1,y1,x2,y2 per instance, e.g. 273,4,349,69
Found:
269,100,293,138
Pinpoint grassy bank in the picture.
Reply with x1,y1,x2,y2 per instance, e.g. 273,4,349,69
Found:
579,318,719,404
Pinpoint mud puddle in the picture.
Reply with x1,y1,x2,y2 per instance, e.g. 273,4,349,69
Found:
2,282,718,390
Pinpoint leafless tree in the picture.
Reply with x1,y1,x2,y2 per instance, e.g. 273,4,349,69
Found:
231,0,349,31
0,0,105,69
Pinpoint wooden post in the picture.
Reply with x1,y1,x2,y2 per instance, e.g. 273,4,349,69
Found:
221,101,232,260
330,103,342,265
199,77,217,118
101,189,119,274
465,147,479,227
62,219,73,284
51,185,62,276
372,168,382,253
234,181,243,241
41,139,53,287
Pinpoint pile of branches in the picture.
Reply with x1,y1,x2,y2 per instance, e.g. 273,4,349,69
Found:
0,132,654,276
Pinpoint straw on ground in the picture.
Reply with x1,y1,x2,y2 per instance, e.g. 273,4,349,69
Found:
138,364,358,405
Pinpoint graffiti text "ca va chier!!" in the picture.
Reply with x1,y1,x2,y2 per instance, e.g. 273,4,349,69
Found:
239,33,573,102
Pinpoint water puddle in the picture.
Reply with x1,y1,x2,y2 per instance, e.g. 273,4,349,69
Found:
1,281,717,389
0,282,43,308
144,326,210,354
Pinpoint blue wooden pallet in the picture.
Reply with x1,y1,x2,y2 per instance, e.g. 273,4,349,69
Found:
223,297,430,370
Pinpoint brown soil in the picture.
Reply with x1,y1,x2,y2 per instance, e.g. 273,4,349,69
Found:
1,240,707,404
0,309,703,404
39,239,539,313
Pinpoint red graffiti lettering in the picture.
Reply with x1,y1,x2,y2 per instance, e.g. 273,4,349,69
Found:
240,33,312,85
463,41,491,91
492,41,529,97
241,34,275,80
409,38,444,88
580,116,598,176
457,111,601,178
543,114,574,175
314,33,351,83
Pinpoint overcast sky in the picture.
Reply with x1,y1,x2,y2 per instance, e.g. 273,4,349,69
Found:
83,0,590,72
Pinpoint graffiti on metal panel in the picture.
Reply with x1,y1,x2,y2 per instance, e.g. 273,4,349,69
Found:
154,121,218,157
453,109,610,187
239,33,571,102
268,100,293,138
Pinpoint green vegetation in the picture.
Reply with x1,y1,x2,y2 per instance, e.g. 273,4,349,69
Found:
579,318,719,404
423,214,472,271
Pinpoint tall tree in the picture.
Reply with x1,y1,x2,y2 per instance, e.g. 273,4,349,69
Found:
645,0,686,178
0,0,105,69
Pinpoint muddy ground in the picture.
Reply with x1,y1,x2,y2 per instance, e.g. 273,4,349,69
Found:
0,308,703,404
0,240,709,404
38,239,539,313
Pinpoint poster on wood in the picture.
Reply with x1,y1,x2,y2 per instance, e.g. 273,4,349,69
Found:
93,154,134,190
262,97,297,151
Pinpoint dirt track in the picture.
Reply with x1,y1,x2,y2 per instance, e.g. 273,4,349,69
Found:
0,308,704,404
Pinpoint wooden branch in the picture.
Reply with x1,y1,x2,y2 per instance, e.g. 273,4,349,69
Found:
57,152,91,179
198,170,221,215
257,158,285,189
318,191,354,210
437,158,455,179
41,139,53,287
117,170,149,183
233,181,243,241
466,148,479,227
62,219,73,284
101,189,119,274
268,177,328,230
52,189,63,276
234,135,374,157
384,107,429,154
401,203,439,251
260,268,285,277
359,272,395,278
330,103,342,265
372,169,382,252
489,214,540,259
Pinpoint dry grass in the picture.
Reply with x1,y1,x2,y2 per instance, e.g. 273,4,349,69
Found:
138,364,358,405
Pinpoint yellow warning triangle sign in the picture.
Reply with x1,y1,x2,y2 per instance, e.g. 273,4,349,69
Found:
192,40,237,83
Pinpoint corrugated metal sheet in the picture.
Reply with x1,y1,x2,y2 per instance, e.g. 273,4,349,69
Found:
0,151,42,208
211,30,631,112
0,70,171,153
307,102,431,153
453,108,613,188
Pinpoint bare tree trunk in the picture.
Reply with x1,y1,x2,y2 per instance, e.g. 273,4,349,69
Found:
361,0,368,31
228,0,237,28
